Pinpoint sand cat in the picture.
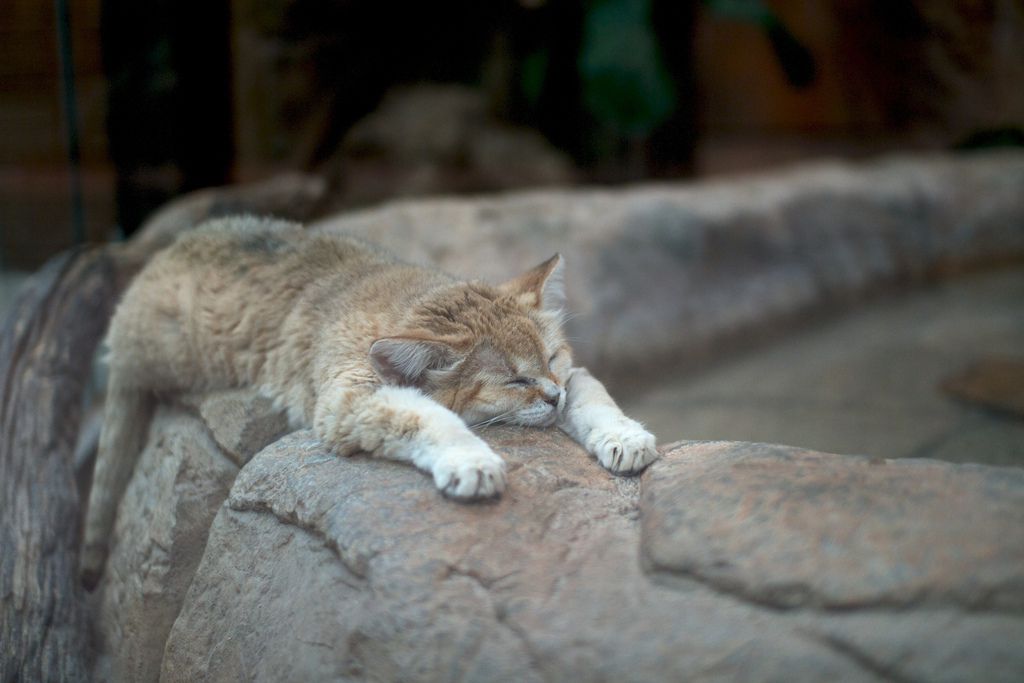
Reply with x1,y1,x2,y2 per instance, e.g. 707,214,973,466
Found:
80,216,658,586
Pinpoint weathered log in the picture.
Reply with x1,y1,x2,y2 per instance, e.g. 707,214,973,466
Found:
0,249,117,682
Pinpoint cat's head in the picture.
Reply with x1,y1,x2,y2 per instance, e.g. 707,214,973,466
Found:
369,254,572,427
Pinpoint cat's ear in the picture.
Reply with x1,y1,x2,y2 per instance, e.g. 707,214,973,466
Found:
369,336,459,386
499,254,565,314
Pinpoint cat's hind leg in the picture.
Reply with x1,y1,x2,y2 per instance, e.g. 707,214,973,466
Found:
315,384,506,499
558,367,659,474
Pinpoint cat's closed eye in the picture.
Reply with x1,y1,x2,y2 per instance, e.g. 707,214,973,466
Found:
508,377,536,387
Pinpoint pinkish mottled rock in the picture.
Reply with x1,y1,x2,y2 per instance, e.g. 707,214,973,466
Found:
641,441,1024,611
134,428,1024,682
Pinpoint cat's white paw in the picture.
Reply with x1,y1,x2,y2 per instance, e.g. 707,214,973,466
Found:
588,418,659,475
431,443,507,500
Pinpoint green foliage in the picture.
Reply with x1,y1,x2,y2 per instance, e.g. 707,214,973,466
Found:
579,0,677,136
521,49,550,108
704,0,773,26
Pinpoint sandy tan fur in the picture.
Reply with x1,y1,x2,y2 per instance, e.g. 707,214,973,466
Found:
80,215,658,587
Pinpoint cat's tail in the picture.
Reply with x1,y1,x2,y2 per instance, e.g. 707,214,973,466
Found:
79,373,155,590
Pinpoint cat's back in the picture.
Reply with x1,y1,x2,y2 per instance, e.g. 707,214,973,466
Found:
110,217,385,363
108,217,384,387
126,215,402,306
159,215,382,272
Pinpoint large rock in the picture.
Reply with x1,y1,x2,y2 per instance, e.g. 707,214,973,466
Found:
641,441,1024,611
160,429,860,682
90,395,1024,682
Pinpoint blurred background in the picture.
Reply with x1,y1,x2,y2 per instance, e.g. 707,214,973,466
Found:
4,0,1023,266
1,0,1023,461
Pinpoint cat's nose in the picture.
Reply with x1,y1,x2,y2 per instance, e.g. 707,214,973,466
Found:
539,379,561,407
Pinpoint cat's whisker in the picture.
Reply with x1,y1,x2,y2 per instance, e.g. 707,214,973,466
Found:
469,409,518,430
473,411,516,428
552,310,582,331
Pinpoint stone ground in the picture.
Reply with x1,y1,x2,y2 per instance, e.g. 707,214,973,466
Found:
622,266,1024,467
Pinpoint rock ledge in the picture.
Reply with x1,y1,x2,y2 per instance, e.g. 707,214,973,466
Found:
94,391,1024,682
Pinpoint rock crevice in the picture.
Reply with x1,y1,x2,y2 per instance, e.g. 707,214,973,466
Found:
228,498,375,583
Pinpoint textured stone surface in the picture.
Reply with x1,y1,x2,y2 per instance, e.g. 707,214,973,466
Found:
195,391,291,466
641,441,1024,611
161,430,860,682
87,419,1020,683
96,410,238,682
335,83,576,204
95,393,290,681
797,612,1024,683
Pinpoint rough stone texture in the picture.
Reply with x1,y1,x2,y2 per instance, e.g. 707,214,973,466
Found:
193,391,291,467
97,411,237,682
160,430,858,682
641,441,1024,611
95,392,288,682
81,414,1019,682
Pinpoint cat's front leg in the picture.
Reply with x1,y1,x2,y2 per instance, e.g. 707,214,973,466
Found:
558,367,659,474
314,384,506,499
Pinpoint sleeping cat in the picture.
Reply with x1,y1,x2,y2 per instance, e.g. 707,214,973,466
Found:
80,216,658,586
